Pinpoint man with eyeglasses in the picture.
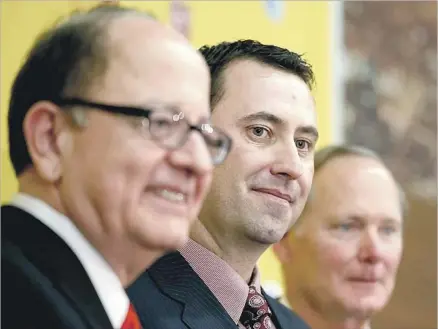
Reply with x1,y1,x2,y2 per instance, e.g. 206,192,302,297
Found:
2,5,231,329
128,40,318,329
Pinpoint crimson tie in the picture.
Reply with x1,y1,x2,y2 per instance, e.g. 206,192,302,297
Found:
121,303,142,329
240,286,275,329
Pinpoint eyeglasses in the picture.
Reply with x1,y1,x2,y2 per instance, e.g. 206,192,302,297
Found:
53,97,232,165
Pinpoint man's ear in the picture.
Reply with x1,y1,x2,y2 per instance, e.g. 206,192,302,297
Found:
23,101,67,182
272,232,292,264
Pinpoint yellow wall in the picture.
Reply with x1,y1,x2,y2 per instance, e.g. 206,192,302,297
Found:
0,0,99,202
1,0,333,288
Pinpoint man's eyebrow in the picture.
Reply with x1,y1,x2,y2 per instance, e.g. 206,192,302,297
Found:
297,125,319,141
381,217,403,228
237,111,319,139
237,111,284,125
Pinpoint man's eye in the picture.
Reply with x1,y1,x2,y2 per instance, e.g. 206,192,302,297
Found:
380,226,397,235
333,221,361,232
154,118,172,128
248,125,272,139
338,223,353,231
295,139,310,150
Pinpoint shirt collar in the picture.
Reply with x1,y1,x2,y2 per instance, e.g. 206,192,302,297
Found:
179,238,261,324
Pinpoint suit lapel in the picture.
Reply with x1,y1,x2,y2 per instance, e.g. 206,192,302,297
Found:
148,252,237,329
2,206,113,329
263,289,309,329
263,289,285,328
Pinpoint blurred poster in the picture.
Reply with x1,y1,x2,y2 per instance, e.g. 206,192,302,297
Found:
170,0,191,39
344,1,437,199
263,0,285,22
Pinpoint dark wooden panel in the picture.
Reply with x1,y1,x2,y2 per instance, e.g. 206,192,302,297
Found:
372,193,437,329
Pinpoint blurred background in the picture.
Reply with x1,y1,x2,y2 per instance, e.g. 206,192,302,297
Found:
1,1,436,328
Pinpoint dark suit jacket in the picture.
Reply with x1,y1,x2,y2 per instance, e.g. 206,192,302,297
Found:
1,205,113,329
128,251,310,329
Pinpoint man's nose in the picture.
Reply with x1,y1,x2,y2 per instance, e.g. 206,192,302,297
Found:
168,130,213,176
270,143,304,180
357,229,384,264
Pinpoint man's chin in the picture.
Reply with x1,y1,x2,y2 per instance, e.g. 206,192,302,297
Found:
344,299,381,319
247,229,286,246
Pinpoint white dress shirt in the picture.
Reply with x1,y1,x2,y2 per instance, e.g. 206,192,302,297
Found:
11,193,130,329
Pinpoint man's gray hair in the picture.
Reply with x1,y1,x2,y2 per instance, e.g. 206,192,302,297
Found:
306,144,407,216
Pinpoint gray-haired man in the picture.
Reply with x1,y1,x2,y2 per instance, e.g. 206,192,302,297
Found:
274,145,405,329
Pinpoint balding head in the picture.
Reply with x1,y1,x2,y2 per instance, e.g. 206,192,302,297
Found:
9,4,209,175
99,13,209,112
301,153,403,231
297,145,406,226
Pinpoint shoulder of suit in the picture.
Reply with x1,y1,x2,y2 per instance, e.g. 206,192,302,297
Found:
267,296,293,315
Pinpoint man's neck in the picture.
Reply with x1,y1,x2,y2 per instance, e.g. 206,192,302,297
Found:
105,246,162,287
190,221,267,283
288,297,371,329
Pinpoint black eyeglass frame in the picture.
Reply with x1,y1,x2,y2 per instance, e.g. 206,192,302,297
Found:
52,97,232,165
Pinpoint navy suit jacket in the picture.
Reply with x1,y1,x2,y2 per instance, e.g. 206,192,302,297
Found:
1,205,112,329
128,251,310,329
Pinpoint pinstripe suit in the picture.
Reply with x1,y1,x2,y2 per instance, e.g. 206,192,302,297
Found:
128,252,310,329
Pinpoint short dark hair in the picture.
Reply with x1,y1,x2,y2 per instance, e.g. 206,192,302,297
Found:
8,4,153,176
199,39,315,108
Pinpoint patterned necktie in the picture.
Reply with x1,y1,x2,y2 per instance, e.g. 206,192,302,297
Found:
121,303,142,329
240,286,275,329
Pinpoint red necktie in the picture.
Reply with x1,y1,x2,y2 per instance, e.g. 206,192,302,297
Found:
121,303,142,329
240,286,276,329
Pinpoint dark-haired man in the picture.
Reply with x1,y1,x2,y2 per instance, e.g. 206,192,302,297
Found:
2,5,232,329
129,40,318,329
